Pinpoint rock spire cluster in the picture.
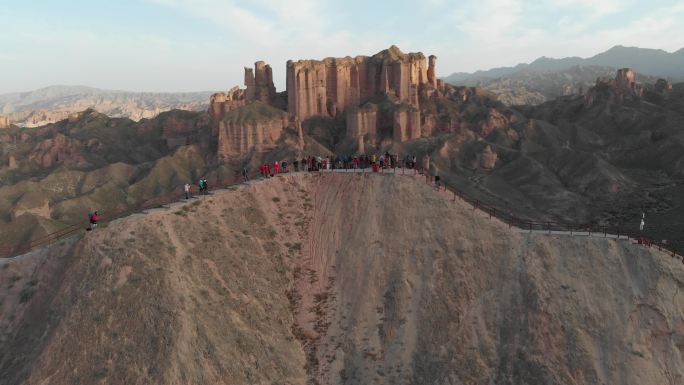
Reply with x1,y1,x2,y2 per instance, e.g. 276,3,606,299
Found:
210,46,443,158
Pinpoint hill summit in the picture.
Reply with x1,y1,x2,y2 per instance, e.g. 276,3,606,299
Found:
2,172,683,384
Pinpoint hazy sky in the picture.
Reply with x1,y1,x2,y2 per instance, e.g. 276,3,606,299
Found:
1,0,683,93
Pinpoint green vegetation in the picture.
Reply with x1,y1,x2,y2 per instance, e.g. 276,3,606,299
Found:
19,287,36,303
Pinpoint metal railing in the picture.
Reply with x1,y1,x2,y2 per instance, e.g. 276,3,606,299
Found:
1,165,682,264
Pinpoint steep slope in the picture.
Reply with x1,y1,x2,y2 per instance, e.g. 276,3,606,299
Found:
1,172,683,385
0,109,216,252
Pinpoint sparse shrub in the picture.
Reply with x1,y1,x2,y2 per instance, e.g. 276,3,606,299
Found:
272,197,281,202
19,287,36,303
93,367,107,379
128,275,142,284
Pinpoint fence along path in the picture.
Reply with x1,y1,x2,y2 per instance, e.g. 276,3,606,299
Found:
1,166,682,263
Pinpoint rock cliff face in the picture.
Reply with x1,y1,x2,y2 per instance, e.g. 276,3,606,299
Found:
346,105,378,140
28,134,88,168
209,87,246,120
245,61,276,104
392,108,421,142
427,55,437,87
217,102,288,159
479,109,509,137
286,46,431,121
209,61,277,122
0,115,9,129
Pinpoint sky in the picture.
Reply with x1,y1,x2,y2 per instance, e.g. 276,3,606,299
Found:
0,0,683,93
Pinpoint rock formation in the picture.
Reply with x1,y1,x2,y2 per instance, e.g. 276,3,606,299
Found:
209,87,246,120
0,115,9,129
615,68,635,92
28,134,88,168
346,105,378,140
392,108,421,142
217,102,288,159
210,61,276,122
427,55,437,87
287,46,432,121
654,78,673,95
8,154,18,170
585,68,645,107
479,109,509,137
245,61,276,104
479,145,498,169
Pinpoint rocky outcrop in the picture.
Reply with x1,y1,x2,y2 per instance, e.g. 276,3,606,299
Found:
28,134,88,168
585,68,646,107
210,61,276,122
209,87,246,120
392,108,421,142
8,154,18,170
287,46,431,121
479,145,498,169
0,115,9,129
478,109,509,137
217,102,288,159
427,55,437,87
654,79,673,95
245,61,276,104
346,105,378,139
615,68,635,92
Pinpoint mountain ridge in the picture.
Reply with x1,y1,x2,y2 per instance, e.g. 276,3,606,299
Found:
0,85,214,127
444,45,684,83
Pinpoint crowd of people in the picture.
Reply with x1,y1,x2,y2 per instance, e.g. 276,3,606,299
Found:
258,153,420,177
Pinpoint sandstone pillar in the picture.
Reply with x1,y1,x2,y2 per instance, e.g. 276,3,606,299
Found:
427,55,437,87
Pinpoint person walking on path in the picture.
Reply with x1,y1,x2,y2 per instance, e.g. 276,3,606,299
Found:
88,210,99,230
184,183,191,199
274,161,280,175
199,177,207,195
242,168,249,182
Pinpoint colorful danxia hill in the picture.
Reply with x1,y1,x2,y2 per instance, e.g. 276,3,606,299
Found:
210,46,456,157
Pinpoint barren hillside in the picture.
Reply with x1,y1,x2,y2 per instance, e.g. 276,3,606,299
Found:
1,172,683,385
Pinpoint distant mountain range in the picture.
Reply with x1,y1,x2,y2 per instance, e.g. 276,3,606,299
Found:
0,85,213,127
443,45,684,105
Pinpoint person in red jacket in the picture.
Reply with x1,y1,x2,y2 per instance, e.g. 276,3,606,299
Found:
274,161,280,175
89,210,99,230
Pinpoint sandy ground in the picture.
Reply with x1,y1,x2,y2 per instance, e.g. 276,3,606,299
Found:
1,171,683,385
